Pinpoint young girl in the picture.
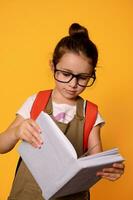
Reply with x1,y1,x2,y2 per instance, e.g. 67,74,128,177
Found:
0,23,124,200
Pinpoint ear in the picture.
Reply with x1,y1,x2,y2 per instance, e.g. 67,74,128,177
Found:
49,60,55,73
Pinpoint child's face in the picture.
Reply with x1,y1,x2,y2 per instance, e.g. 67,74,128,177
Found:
52,52,93,101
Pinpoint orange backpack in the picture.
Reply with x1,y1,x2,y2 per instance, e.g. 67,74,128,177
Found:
30,89,98,153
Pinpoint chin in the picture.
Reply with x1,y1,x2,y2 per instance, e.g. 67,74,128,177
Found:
63,91,78,100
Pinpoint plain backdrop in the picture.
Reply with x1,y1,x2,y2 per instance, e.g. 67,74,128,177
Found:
0,0,132,200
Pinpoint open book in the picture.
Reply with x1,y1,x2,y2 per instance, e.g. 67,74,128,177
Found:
18,111,124,200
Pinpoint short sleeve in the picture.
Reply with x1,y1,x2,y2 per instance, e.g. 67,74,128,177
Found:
16,94,37,119
93,112,105,127
83,101,105,128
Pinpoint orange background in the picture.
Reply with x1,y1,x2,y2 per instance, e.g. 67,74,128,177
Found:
0,0,132,199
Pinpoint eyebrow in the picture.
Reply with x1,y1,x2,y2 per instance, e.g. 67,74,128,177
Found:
60,68,73,73
59,67,92,75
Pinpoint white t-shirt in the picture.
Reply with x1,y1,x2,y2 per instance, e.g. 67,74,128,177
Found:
16,94,105,127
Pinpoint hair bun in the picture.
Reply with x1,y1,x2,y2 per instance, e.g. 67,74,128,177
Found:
69,23,89,39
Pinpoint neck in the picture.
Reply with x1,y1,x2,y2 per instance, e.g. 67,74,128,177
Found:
52,88,78,105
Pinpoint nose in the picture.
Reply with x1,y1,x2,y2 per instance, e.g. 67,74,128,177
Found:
68,77,78,88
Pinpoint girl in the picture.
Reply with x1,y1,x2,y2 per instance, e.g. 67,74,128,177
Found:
0,23,124,200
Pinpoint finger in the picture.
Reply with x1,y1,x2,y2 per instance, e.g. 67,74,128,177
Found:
101,173,121,181
113,162,125,169
102,167,124,175
30,137,42,148
25,123,43,145
22,129,41,148
28,119,42,133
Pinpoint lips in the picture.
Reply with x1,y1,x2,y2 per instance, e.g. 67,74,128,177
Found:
65,89,77,94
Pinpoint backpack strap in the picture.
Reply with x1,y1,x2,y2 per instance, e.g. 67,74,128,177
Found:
30,90,52,120
83,100,98,152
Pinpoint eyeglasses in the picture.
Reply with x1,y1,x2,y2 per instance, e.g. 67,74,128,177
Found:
54,68,96,87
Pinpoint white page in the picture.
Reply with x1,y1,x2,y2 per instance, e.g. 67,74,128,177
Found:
79,154,124,168
79,148,120,161
18,111,78,199
79,147,124,167
37,112,77,159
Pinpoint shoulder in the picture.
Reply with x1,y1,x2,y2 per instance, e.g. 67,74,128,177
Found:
16,93,37,119
16,89,53,119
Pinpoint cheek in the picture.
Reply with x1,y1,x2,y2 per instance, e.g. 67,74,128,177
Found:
79,87,86,94
76,87,86,96
55,81,64,89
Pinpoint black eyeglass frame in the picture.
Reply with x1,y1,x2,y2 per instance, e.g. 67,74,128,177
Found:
54,68,96,87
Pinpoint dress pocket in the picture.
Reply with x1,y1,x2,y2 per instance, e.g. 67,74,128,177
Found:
8,183,44,200
7,197,15,200
18,183,44,200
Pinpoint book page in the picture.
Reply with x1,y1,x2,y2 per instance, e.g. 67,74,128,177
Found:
37,112,77,159
78,148,124,167
79,148,120,161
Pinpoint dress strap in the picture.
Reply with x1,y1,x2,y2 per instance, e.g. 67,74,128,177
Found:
75,96,84,120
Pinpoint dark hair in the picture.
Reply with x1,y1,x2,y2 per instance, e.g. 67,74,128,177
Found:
52,23,98,77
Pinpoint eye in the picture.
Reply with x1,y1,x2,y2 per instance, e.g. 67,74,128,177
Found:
79,76,90,80
62,71,71,77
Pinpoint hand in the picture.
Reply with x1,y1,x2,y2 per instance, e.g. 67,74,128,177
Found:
14,119,43,148
96,162,125,181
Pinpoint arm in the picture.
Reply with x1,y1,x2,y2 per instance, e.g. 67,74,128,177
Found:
0,115,43,154
87,124,124,181
87,124,103,155
0,115,23,153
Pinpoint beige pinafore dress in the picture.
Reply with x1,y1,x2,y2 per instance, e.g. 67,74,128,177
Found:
8,96,90,200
